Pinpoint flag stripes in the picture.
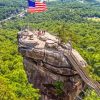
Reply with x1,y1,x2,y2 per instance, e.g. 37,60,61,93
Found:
27,0,47,13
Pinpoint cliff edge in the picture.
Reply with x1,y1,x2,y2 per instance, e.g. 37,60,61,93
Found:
18,29,100,100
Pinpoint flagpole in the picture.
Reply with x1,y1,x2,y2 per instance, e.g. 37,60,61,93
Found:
27,13,29,30
27,1,30,31
27,12,32,30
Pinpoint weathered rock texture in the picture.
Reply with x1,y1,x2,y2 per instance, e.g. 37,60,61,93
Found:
18,29,89,100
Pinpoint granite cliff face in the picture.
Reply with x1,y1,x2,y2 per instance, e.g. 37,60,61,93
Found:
18,29,88,100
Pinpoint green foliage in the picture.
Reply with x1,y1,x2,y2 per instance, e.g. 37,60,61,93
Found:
0,0,26,20
0,76,40,100
0,0,100,99
0,28,40,100
0,76,17,100
54,81,64,95
84,90,100,100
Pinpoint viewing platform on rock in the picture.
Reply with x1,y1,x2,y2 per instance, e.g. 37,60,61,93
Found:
18,29,59,48
18,29,100,100
18,29,87,68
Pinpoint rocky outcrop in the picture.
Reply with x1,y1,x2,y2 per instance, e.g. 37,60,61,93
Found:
18,29,87,100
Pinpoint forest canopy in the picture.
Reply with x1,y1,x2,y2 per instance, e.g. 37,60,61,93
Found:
0,0,100,99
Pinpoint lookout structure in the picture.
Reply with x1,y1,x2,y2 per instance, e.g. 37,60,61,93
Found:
18,29,100,100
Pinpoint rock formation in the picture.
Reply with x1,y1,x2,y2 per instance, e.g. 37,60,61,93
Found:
18,29,100,100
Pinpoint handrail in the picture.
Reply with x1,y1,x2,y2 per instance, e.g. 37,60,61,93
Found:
64,51,100,96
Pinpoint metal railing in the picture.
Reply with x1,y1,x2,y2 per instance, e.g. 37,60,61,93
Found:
64,51,100,97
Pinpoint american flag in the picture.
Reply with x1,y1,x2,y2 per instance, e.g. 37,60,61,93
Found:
27,0,47,13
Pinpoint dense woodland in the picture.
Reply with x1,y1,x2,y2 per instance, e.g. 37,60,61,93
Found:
0,0,100,100
0,0,26,20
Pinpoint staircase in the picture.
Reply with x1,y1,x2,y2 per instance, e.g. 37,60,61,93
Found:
64,50,100,97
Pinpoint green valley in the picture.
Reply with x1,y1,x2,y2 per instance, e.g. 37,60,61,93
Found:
0,0,100,99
